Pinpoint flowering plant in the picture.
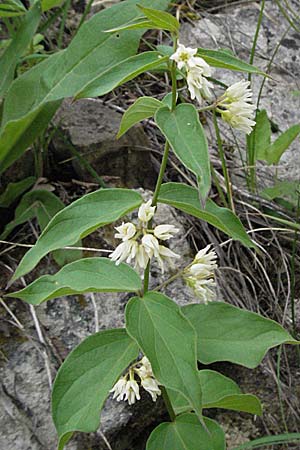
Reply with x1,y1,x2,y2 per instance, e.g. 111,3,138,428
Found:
6,2,299,449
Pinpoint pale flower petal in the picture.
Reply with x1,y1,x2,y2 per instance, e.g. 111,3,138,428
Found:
114,222,136,241
142,234,160,258
153,224,179,240
141,377,161,402
138,200,156,223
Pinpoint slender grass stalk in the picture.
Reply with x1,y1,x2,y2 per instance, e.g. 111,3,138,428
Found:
213,110,234,211
232,432,300,449
276,345,289,433
246,0,265,192
57,0,71,49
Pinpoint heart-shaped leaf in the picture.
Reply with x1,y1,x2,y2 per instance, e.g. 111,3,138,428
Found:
183,302,298,368
126,291,203,418
146,413,226,450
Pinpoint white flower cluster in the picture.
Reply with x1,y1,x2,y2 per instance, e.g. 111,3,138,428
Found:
170,43,214,104
109,200,179,272
216,80,256,134
183,245,218,304
110,356,161,405
170,44,256,134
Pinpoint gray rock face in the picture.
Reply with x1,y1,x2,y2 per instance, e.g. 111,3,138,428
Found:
52,99,156,189
180,1,300,186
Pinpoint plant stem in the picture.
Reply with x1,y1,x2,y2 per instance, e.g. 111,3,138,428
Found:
143,39,178,295
213,110,234,211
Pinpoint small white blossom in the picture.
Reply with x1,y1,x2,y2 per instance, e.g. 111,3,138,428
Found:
170,43,197,69
183,245,218,303
110,378,127,402
124,379,141,405
186,66,214,104
134,244,150,270
153,224,179,240
217,80,256,134
109,239,137,265
138,200,156,223
142,234,160,258
114,222,136,241
141,377,161,402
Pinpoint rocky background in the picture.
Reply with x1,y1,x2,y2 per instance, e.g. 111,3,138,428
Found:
1,1,300,449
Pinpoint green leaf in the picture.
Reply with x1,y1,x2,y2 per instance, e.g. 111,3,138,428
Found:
232,433,300,449
261,181,299,206
0,2,25,17
12,188,142,281
158,182,255,248
251,109,271,162
42,0,64,12
169,370,262,416
257,124,300,165
0,176,36,207
0,0,169,173
126,291,203,418
155,104,211,200
7,257,141,304
137,5,179,33
1,189,66,239
118,96,162,138
183,302,299,369
52,329,139,450
0,189,82,266
104,18,155,33
146,413,225,450
76,51,167,99
197,48,266,75
0,1,41,98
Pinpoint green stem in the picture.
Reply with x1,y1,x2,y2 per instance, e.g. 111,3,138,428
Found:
213,110,233,210
151,141,170,207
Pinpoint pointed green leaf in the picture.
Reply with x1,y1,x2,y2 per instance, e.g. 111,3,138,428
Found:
0,0,169,173
155,105,211,200
137,5,179,33
118,96,162,138
1,189,65,239
232,433,300,450
42,0,64,12
251,109,271,162
0,1,41,98
12,188,142,281
169,370,262,416
0,176,36,208
52,329,139,450
146,414,225,450
8,257,141,304
126,291,203,418
258,124,300,165
183,302,299,368
197,48,267,75
158,182,255,248
76,52,167,99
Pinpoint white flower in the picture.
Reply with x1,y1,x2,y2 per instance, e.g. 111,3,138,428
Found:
217,80,256,134
170,43,197,70
186,67,214,104
114,222,136,241
138,200,156,223
142,234,160,258
109,239,137,265
135,356,154,379
184,245,218,303
110,377,127,402
141,377,161,402
157,245,180,273
153,224,179,240
124,379,141,405
134,244,150,270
